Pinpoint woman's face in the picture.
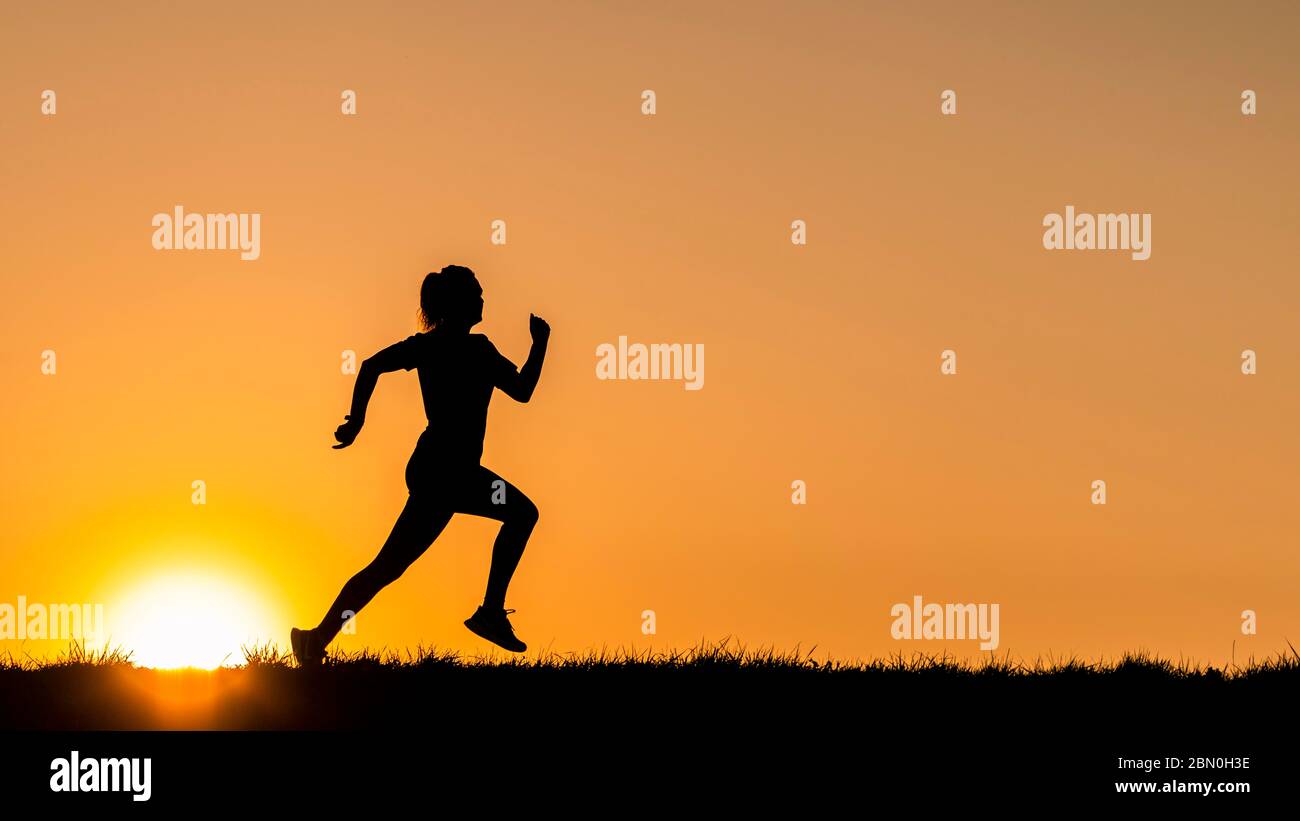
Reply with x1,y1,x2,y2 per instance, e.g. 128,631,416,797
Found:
452,277,485,327
466,278,484,325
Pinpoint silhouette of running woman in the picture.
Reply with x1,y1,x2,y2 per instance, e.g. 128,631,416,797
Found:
291,265,549,665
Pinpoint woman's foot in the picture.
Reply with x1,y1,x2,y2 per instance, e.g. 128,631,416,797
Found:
464,606,527,653
290,627,325,667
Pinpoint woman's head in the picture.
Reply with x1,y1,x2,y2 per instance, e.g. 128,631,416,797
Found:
419,265,484,332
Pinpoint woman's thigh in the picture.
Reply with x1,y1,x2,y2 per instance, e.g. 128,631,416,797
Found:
366,497,453,580
408,449,535,522
446,465,535,523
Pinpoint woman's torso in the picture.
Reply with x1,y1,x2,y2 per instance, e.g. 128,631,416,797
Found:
407,333,497,476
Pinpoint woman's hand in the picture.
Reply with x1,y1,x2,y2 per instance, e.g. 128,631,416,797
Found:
529,313,550,345
333,414,364,449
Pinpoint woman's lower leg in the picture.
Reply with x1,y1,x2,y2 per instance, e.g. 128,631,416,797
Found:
482,510,537,611
312,498,448,648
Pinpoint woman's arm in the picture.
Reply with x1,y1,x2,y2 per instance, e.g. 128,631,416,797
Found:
347,363,380,417
497,314,550,403
334,336,421,448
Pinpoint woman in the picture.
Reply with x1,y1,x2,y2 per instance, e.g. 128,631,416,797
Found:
291,265,549,665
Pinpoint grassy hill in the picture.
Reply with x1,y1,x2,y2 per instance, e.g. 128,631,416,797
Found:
2,638,1296,731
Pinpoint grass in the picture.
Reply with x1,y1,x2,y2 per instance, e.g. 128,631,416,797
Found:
2,638,1296,731
230,637,1300,679
4,635,1298,678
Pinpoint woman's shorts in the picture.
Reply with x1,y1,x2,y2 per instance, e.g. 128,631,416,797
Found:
404,431,481,497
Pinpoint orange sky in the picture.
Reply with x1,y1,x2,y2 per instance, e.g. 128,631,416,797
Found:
2,1,1298,667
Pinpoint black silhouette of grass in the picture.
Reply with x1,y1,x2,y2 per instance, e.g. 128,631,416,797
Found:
225,637,1300,681
2,638,1296,731
7,636,1296,677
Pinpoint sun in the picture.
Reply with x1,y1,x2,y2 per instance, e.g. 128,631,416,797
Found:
111,571,280,669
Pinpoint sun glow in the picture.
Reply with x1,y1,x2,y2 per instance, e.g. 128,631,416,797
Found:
112,572,280,669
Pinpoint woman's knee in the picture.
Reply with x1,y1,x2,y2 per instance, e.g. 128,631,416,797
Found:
511,493,539,527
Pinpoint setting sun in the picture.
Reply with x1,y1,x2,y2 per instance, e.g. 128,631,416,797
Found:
111,572,280,669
